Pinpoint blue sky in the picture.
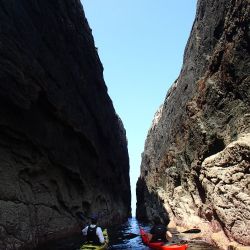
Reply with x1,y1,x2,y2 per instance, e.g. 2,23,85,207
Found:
82,0,197,215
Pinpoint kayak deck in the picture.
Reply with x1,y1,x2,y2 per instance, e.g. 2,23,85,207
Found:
80,228,109,250
140,227,188,250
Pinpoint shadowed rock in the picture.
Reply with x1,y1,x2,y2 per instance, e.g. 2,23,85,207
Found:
0,0,131,249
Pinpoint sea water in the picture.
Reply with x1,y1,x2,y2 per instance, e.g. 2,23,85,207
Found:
37,217,219,250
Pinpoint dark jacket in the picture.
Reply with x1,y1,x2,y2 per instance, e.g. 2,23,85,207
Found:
150,224,167,242
87,225,101,245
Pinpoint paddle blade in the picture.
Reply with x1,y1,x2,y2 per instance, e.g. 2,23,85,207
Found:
123,233,140,239
181,228,201,233
76,211,86,220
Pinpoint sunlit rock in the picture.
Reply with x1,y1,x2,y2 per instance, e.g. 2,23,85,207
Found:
136,0,250,248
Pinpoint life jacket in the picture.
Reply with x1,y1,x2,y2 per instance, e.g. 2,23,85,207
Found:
87,225,100,245
150,224,167,242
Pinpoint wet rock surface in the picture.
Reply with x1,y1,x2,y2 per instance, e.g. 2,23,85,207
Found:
0,1,131,249
136,0,249,249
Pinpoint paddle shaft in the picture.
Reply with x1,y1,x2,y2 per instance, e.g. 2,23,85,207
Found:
126,228,201,239
173,229,201,234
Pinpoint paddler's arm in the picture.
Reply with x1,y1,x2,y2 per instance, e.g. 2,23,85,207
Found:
146,233,153,241
166,230,173,241
96,227,105,244
82,226,88,236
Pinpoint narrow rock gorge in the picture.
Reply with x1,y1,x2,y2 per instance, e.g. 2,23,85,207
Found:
0,1,131,249
137,0,249,249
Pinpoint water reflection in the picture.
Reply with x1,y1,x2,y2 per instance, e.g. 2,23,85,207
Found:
108,217,151,249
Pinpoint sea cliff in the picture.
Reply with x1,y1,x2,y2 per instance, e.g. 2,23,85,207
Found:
0,1,131,249
137,0,250,248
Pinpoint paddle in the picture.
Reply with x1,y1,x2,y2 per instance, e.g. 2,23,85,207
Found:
76,210,110,221
124,228,201,240
173,228,201,234
76,211,89,220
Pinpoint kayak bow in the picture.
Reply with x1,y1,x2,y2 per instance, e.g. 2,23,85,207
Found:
140,227,188,250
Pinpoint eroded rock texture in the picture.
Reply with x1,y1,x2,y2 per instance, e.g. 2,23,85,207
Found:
137,0,249,248
0,1,131,249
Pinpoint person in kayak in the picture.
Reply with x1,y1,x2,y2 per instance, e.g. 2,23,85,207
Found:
148,215,173,242
82,214,105,245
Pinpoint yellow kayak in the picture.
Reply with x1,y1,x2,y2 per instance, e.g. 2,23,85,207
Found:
80,229,109,250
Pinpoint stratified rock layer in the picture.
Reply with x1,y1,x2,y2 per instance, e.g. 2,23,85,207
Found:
0,1,130,249
137,0,249,248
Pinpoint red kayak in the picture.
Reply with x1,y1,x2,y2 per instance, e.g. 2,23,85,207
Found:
140,228,188,250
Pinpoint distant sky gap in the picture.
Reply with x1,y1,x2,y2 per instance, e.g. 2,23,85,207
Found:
82,0,197,215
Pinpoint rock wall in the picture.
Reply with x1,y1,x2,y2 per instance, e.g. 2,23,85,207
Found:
0,0,131,249
136,0,249,248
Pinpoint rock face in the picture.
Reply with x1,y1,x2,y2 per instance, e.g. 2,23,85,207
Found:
136,0,249,248
0,1,131,249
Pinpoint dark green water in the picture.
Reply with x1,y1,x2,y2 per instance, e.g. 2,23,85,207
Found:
37,217,220,250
